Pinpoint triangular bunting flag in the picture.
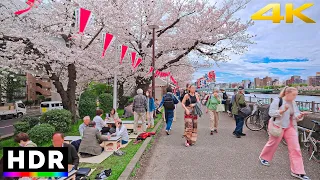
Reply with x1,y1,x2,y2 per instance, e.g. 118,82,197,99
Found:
120,45,128,64
131,52,137,67
134,58,142,69
101,33,114,58
78,8,92,34
146,66,154,75
14,0,41,15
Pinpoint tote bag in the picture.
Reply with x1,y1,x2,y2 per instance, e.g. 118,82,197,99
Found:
216,99,225,112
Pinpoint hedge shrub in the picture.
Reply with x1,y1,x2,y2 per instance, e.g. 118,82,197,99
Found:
21,116,40,127
13,121,30,134
79,90,97,119
28,123,55,145
99,93,113,114
40,109,72,133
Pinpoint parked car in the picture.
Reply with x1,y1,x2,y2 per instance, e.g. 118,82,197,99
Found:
0,101,27,120
40,101,63,114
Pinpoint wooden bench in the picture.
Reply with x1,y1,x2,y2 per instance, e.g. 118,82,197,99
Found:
64,136,81,144
105,120,144,131
102,135,122,152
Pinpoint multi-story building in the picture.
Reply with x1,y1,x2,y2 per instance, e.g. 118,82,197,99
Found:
254,77,262,87
308,72,320,86
263,76,272,86
241,80,251,89
26,73,52,101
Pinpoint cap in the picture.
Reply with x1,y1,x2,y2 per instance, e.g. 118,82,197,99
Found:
238,86,244,90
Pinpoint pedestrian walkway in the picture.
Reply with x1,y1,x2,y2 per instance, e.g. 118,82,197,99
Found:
139,106,320,180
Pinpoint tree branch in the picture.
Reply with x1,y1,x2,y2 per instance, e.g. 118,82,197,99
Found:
83,25,104,50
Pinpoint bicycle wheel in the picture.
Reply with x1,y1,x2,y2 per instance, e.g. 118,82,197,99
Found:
245,114,264,131
309,141,320,163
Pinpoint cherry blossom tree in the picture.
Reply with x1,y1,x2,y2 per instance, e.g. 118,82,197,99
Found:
0,0,253,120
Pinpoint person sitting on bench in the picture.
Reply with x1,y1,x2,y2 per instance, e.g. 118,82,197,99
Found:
79,121,110,157
112,119,129,144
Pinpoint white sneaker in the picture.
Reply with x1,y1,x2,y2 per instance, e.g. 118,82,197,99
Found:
259,156,270,166
291,172,310,180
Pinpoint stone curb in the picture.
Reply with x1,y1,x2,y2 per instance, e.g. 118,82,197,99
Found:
0,133,14,140
118,118,163,180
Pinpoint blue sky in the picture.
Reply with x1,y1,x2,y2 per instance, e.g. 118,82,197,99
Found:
193,0,320,83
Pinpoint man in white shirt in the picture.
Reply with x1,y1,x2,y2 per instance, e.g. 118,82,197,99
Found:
79,116,90,137
113,119,129,144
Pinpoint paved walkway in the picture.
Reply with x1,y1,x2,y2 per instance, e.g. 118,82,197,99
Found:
139,106,320,180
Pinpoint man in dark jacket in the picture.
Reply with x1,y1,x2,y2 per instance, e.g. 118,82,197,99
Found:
52,132,79,169
231,86,247,138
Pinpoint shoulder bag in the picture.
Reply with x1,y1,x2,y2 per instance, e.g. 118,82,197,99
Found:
269,97,283,137
235,94,251,118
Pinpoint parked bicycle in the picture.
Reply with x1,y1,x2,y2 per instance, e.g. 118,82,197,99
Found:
245,98,287,145
297,120,320,163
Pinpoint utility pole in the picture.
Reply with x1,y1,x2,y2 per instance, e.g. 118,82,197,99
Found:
148,25,159,98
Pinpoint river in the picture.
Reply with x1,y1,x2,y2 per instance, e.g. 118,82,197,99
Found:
226,93,320,103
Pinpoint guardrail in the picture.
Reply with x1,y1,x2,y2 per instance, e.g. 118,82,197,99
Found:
244,96,320,113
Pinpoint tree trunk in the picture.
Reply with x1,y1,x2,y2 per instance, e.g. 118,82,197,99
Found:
66,64,77,123
47,63,77,123
135,76,151,93
117,81,125,109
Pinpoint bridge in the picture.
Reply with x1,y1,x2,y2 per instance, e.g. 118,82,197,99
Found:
197,88,277,93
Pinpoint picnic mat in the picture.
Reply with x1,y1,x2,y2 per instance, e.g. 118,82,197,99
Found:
79,151,113,164
129,134,138,139
121,139,132,148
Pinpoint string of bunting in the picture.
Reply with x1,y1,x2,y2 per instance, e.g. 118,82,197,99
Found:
14,4,179,85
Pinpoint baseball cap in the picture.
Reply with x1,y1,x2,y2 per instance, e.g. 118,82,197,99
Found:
238,86,244,90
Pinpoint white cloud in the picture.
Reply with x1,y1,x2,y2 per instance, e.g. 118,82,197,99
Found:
195,0,320,82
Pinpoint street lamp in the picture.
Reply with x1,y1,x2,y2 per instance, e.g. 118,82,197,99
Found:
148,24,159,98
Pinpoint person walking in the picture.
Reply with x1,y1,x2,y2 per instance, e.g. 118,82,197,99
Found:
133,88,148,134
146,90,156,129
206,89,221,135
181,85,200,147
231,86,247,138
158,87,179,135
259,87,310,180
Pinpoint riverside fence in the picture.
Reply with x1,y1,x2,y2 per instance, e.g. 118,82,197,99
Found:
244,96,320,113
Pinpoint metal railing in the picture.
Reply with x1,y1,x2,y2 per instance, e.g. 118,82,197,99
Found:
244,96,320,113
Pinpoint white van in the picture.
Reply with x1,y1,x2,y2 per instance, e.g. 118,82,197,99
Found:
40,101,63,114
0,101,27,120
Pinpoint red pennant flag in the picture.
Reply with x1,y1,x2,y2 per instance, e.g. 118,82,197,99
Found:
14,0,40,15
101,33,114,58
134,58,142,69
78,8,92,34
170,76,177,84
120,45,128,64
146,66,154,75
131,52,136,67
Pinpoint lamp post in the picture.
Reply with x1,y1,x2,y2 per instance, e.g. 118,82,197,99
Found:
148,25,159,98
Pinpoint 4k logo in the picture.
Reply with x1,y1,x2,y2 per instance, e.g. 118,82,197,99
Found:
251,3,316,23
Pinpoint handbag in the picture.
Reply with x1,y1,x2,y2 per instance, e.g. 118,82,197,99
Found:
216,104,225,112
268,119,282,137
235,95,251,118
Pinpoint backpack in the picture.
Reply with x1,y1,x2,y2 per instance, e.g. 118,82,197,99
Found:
222,92,228,100
163,94,175,110
75,168,91,180
266,97,283,121
180,90,187,102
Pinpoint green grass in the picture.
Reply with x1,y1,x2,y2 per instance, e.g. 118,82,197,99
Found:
0,111,162,180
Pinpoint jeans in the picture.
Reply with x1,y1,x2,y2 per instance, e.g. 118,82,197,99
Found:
165,110,174,131
234,115,244,135
122,140,128,144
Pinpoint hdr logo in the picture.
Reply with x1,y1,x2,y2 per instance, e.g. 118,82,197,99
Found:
3,147,68,178
251,3,316,23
